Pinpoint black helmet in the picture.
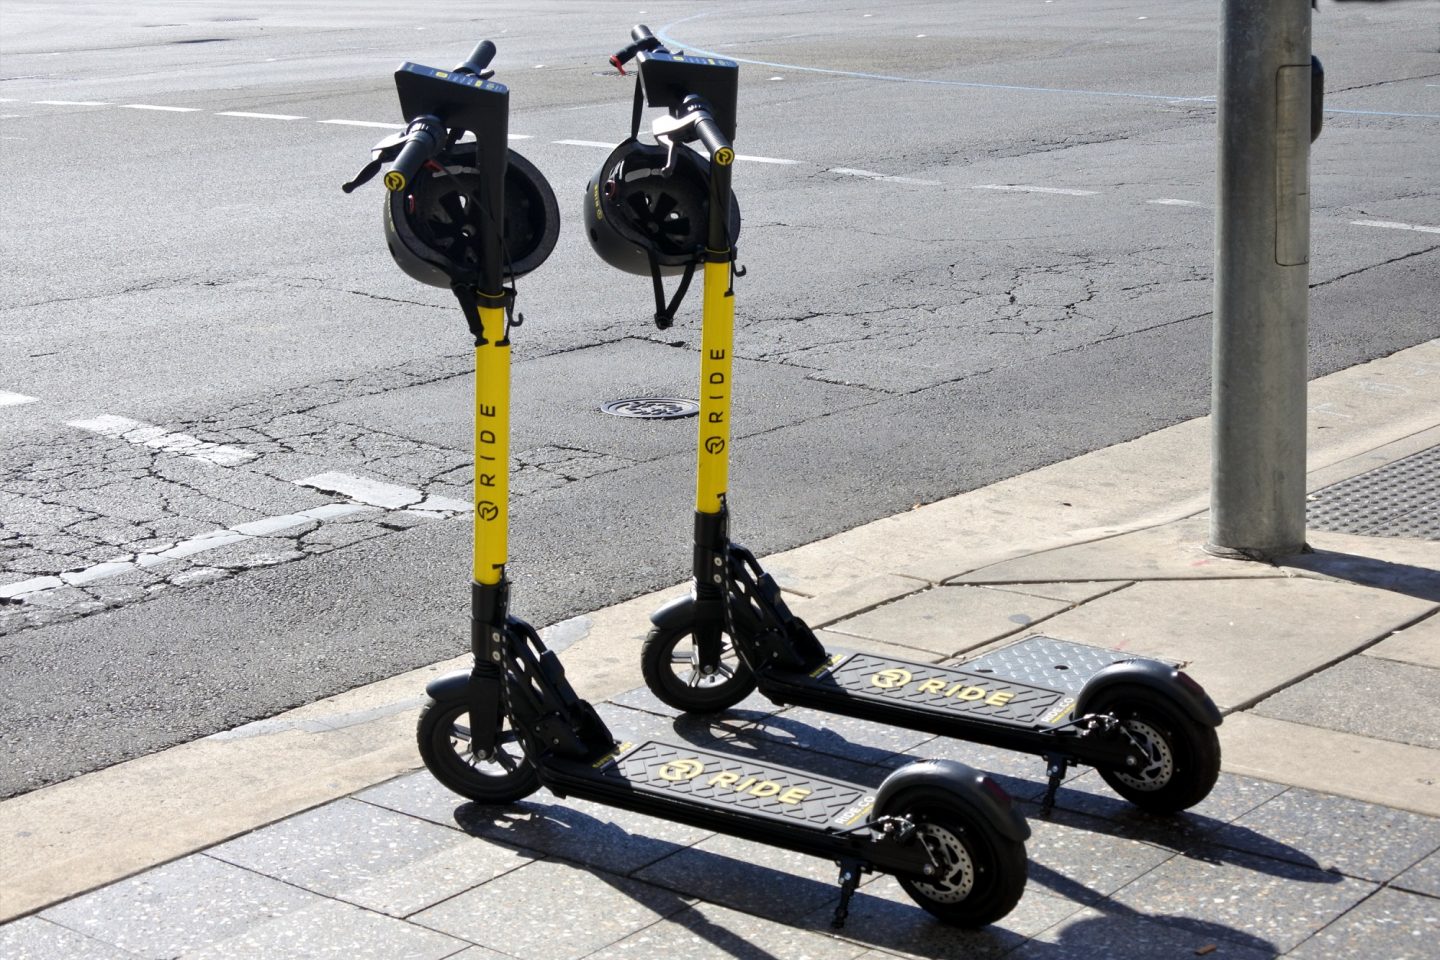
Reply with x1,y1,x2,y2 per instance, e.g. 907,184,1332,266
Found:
384,146,559,288
583,138,740,276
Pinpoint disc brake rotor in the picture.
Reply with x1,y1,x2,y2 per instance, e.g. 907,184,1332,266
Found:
911,823,976,903
1113,717,1175,791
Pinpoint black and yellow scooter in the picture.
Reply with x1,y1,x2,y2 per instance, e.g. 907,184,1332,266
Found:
594,27,1223,817
348,38,1031,931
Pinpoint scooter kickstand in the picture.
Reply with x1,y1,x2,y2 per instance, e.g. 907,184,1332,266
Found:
1040,754,1068,818
831,858,863,929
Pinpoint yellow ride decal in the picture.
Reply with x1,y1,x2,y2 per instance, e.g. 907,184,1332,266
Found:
869,667,1018,708
714,147,734,167
651,756,816,805
383,170,407,192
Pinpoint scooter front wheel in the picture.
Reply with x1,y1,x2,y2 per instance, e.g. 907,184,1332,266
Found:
881,787,1028,927
641,620,758,713
417,693,541,804
1091,686,1221,813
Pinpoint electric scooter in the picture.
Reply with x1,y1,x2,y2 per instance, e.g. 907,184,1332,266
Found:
602,27,1224,817
347,38,1031,931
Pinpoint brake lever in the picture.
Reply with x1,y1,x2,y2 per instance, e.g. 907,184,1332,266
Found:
341,130,408,193
650,112,699,176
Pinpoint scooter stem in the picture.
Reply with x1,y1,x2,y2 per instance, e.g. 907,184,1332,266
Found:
695,259,733,516
472,298,511,586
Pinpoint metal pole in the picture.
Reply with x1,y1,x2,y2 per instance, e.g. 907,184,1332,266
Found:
1207,0,1313,561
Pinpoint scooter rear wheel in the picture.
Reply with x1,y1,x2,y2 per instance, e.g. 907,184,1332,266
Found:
417,693,541,804
1090,686,1221,813
880,787,1028,927
641,620,758,712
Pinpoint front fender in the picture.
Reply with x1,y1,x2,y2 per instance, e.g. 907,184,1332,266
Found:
650,593,697,631
875,758,1030,843
1074,660,1223,728
424,669,472,702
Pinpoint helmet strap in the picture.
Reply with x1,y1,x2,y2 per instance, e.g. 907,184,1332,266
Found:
648,248,696,331
630,74,645,141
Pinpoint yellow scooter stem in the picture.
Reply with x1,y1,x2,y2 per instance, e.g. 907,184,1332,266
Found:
695,259,733,515
472,303,510,585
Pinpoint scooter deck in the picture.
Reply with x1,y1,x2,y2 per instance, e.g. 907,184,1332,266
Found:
547,739,877,831
766,636,1144,733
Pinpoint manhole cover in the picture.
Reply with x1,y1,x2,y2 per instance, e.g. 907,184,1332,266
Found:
600,398,699,420
1307,444,1440,540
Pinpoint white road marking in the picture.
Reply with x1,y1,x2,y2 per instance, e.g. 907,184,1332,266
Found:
829,167,941,186
735,153,801,165
34,100,111,106
0,391,39,407
319,119,401,129
554,138,618,148
1148,198,1203,206
0,503,375,600
972,184,1098,196
1351,219,1440,235
215,111,306,120
122,104,201,112
296,472,470,515
67,415,259,466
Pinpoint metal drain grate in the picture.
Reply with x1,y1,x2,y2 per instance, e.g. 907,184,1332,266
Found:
599,398,699,420
1307,444,1440,540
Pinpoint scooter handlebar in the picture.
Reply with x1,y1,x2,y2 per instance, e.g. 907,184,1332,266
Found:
458,40,497,78
384,114,445,192
609,24,663,74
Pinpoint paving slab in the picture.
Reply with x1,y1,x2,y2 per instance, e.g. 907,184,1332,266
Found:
1220,713,1440,817
1206,787,1440,883
410,859,692,960
356,772,712,876
586,900,871,960
1007,906,1277,960
1253,656,1440,749
1281,532,1440,604
205,798,537,918
810,878,1082,960
0,917,142,960
951,517,1287,586
181,896,469,960
38,855,327,960
1393,846,1440,898
737,704,936,766
1364,612,1440,669
1019,807,1175,904
1037,771,1292,852
784,572,930,628
826,585,1071,658
991,577,1438,711
1106,843,1378,953
1284,887,1440,960
634,832,858,924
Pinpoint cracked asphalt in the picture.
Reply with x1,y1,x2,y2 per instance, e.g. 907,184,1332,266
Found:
2,0,1437,798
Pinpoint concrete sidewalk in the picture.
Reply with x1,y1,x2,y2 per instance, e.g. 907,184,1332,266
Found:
2,339,1438,958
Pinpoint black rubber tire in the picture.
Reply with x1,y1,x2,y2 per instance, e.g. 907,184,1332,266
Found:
640,618,758,713
417,692,540,804
882,787,1028,927
1091,686,1221,814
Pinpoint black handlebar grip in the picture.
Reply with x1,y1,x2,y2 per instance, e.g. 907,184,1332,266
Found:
458,40,497,78
694,114,733,162
630,24,656,43
384,115,444,192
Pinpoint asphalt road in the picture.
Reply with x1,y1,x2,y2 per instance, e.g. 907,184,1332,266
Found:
1,1,1436,798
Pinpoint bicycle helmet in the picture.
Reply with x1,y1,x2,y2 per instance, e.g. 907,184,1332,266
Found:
385,145,559,288
584,138,740,276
